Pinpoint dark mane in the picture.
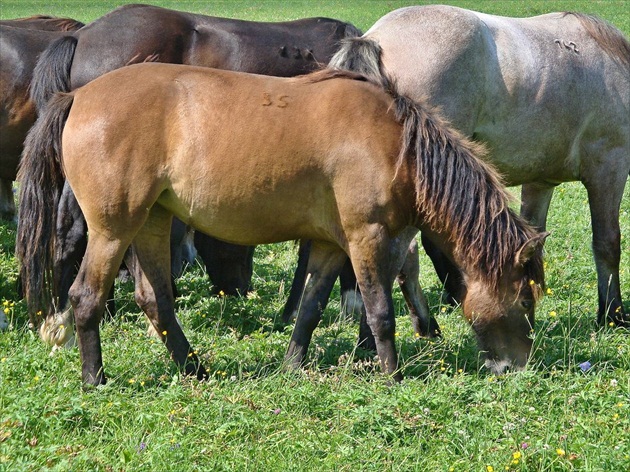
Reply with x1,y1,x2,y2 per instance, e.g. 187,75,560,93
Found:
393,94,544,293
563,12,630,67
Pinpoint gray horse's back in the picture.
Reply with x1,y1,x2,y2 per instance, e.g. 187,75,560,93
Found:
364,4,630,184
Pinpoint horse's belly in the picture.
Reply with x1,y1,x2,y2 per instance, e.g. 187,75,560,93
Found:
159,185,337,246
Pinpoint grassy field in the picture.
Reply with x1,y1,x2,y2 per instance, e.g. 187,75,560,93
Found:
1,1,629,471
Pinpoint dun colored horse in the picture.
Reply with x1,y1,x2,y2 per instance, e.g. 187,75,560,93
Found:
0,16,84,219
329,5,630,325
26,3,362,343
18,63,546,385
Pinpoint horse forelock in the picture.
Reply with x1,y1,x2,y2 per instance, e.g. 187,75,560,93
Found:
563,12,630,67
393,94,542,290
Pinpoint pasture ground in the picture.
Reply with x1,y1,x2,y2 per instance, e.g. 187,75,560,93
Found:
1,1,629,471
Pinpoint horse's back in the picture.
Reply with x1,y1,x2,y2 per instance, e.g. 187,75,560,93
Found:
364,5,630,183
63,64,402,244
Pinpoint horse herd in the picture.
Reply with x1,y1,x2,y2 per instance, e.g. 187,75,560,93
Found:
1,4,628,386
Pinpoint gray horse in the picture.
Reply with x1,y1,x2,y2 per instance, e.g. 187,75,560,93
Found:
330,5,629,326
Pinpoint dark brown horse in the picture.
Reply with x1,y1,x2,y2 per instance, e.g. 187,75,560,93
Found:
27,3,361,345
0,16,84,219
18,63,546,385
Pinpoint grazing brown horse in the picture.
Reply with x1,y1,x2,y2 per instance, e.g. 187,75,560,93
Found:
329,5,630,326
0,16,84,219
18,63,546,385
27,3,362,344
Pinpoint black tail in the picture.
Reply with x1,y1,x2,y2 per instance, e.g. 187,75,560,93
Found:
16,93,75,319
30,35,78,113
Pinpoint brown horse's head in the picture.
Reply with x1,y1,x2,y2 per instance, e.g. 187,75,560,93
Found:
461,233,548,375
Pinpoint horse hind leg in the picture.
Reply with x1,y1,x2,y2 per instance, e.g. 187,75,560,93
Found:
583,162,629,326
285,241,347,369
69,232,130,386
127,205,207,380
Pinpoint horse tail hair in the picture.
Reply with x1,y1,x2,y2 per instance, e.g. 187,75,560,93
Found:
30,35,78,113
16,92,75,319
329,37,387,88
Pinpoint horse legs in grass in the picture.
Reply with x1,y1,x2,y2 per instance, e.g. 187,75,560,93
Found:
349,228,401,381
282,240,312,322
285,241,347,369
583,167,628,326
359,230,440,352
397,239,441,338
68,232,129,386
127,206,207,380
420,233,464,305
0,178,15,221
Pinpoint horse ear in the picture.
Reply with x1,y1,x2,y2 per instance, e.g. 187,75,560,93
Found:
515,232,550,267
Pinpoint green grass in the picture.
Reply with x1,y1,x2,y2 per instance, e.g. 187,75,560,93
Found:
1,1,629,471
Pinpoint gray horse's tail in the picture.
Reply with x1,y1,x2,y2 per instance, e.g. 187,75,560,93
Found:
328,37,386,87
16,92,75,320
30,35,78,113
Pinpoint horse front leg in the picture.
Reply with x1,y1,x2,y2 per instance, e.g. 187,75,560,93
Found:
421,233,464,305
285,241,347,369
129,206,207,380
520,182,556,231
397,238,440,338
349,228,401,382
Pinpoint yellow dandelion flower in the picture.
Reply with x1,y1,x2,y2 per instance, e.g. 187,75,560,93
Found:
414,333,420,338
33,376,39,382
512,451,522,460
162,330,168,336
128,378,135,384
486,466,494,472
556,448,566,457
529,280,535,286
546,288,553,295
395,332,400,337
609,322,615,327
219,290,225,297
2,308,8,315
549,311,557,318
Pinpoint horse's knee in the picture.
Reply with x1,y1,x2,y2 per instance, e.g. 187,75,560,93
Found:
365,304,395,339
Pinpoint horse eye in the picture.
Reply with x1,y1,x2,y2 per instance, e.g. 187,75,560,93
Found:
521,300,534,310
